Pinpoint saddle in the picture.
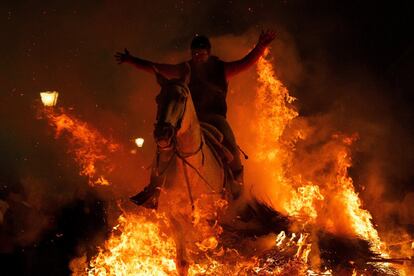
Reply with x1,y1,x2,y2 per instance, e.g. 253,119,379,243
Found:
200,122,233,165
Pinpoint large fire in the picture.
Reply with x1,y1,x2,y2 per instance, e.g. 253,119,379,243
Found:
251,50,394,271
40,48,413,274
253,51,383,243
70,209,327,275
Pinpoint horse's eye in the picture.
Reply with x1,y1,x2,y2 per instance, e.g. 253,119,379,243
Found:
179,94,186,101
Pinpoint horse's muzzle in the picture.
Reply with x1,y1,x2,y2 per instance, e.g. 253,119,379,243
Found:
154,123,174,149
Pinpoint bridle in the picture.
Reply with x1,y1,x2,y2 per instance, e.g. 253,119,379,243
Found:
153,82,220,211
154,82,191,151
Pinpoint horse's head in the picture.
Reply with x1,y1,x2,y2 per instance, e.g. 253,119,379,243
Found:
153,64,191,149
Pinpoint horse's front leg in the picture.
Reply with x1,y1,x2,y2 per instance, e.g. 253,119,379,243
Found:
169,215,190,276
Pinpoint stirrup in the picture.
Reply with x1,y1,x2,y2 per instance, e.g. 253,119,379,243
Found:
130,184,160,209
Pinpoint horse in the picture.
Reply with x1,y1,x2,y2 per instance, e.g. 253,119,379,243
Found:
131,65,233,275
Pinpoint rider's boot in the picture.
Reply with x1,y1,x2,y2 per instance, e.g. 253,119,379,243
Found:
130,174,162,209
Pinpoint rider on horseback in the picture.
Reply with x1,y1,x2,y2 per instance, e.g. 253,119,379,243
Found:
115,30,276,195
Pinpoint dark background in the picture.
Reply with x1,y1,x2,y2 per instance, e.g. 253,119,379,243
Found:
0,1,413,274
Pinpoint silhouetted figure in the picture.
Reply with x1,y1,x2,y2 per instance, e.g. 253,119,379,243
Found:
115,30,276,191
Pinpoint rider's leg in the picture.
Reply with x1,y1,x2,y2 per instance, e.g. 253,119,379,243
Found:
199,114,243,198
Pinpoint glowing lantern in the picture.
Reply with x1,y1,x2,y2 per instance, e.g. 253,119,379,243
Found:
40,91,59,107
135,137,144,148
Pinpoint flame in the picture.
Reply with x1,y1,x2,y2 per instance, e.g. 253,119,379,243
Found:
42,108,119,186
253,49,324,224
274,231,312,263
78,49,338,275
252,49,392,267
63,48,409,274
284,184,324,221
72,210,329,275
253,230,332,275
255,49,298,162
87,211,177,275
334,146,385,253
71,209,260,275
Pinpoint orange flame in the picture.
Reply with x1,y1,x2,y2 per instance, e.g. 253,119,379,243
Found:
252,49,324,224
78,49,334,275
63,48,409,274
255,48,299,162
88,211,177,275
252,49,393,268
333,145,385,252
70,209,261,275
42,108,119,186
72,209,332,275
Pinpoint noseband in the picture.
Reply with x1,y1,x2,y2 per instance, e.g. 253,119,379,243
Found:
155,83,189,151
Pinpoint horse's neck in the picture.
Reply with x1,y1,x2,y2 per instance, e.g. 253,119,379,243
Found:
176,98,201,154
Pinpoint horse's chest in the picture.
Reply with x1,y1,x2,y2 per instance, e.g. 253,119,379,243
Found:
157,150,223,216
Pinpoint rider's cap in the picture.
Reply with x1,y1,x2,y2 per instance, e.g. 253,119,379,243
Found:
191,35,211,50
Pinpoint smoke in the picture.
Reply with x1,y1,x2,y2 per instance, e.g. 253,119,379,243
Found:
219,22,414,260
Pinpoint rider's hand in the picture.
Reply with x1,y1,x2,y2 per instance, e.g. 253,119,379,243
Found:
258,30,276,48
114,48,132,64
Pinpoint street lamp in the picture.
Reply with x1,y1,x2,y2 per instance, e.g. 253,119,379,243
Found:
135,137,144,148
40,91,59,107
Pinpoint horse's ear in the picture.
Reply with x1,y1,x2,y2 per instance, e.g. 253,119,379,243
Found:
180,62,191,85
153,66,168,86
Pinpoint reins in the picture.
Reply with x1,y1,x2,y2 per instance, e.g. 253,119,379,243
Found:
154,82,227,211
155,135,219,211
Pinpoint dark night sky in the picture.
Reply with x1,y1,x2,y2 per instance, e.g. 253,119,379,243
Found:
0,0,413,274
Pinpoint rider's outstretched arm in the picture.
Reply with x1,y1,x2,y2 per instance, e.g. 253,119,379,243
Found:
224,30,276,78
115,49,182,78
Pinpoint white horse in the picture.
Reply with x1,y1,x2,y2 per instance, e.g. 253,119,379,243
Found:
131,65,234,275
